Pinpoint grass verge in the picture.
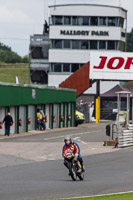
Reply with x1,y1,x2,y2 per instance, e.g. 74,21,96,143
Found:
0,65,28,84
55,193,133,200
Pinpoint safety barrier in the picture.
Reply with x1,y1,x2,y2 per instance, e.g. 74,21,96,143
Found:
118,125,133,148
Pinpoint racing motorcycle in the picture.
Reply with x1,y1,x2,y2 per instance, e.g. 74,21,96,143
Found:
64,152,84,181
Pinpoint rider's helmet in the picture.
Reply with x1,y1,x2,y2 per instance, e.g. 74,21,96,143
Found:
64,136,72,144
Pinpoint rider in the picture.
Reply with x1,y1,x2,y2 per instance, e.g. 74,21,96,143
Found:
62,136,85,172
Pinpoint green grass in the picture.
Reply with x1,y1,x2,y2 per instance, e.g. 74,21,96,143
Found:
0,65,28,84
55,193,133,200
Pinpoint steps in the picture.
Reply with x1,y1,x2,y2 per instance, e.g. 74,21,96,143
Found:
118,124,133,147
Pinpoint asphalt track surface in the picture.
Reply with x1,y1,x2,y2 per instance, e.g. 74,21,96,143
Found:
0,124,133,200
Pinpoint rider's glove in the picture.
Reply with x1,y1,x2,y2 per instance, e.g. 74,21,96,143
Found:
74,157,77,161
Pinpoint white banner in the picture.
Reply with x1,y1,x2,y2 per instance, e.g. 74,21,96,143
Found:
90,51,133,81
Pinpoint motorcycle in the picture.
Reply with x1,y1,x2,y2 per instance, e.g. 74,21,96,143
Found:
64,152,84,181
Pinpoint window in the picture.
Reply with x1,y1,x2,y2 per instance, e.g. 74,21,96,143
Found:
119,17,124,28
42,46,49,59
55,16,63,25
64,16,71,25
63,64,70,72
108,17,116,26
54,40,62,48
81,40,89,49
72,64,79,72
82,17,89,25
118,41,125,51
72,40,80,49
90,17,98,25
90,40,98,49
121,32,126,38
99,41,106,49
54,63,62,72
52,16,55,25
51,15,121,26
31,47,43,59
99,17,106,26
51,64,54,72
77,17,83,25
72,16,77,25
108,41,116,50
64,40,71,49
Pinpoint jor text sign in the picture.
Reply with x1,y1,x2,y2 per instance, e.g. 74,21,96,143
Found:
90,52,133,81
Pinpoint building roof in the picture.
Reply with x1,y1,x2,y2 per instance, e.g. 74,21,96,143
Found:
101,85,133,98
49,4,127,12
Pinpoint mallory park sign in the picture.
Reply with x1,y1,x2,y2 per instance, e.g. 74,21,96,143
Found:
60,30,109,36
90,52,133,81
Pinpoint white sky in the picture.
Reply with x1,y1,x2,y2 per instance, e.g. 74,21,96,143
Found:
0,0,132,56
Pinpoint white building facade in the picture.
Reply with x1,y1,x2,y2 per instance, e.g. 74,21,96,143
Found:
48,4,127,94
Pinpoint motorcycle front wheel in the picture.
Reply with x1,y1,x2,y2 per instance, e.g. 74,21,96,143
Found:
70,167,77,181
68,162,77,181
78,172,84,181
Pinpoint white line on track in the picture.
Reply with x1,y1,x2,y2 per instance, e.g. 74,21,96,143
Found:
73,137,87,144
58,190,133,199
43,130,101,141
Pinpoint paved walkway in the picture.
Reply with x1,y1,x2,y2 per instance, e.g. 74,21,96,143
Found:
0,122,119,165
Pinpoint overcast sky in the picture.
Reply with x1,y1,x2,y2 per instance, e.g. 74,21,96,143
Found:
0,0,132,56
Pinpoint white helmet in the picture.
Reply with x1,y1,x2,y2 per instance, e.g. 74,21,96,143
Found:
64,135,72,143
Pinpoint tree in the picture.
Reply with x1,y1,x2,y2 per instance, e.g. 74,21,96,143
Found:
22,55,29,63
0,50,22,63
0,42,29,63
0,43,11,52
126,29,133,52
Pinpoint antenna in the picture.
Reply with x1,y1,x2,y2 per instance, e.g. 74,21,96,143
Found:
119,0,121,7
54,0,56,10
44,0,48,21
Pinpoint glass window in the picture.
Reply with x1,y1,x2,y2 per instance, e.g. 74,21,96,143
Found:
72,40,80,49
63,64,70,72
54,40,62,48
55,16,63,25
81,40,89,49
119,17,124,28
31,47,43,59
83,17,89,25
118,41,125,51
51,16,55,25
54,63,62,72
77,17,83,25
90,40,98,49
121,32,126,38
108,41,116,50
99,17,106,26
99,41,106,49
79,64,84,68
64,16,71,25
72,16,78,25
42,46,49,59
90,17,98,25
108,17,116,26
51,64,54,72
64,40,71,49
72,64,79,72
